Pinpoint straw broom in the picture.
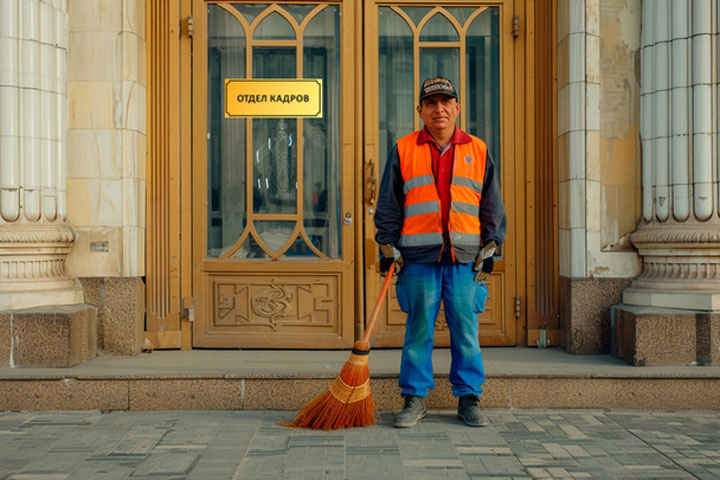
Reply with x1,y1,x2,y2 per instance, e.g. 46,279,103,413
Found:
289,262,395,430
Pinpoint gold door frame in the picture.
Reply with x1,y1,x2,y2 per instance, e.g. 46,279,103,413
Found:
525,0,560,346
188,0,357,348
146,0,184,349
362,0,521,347
152,0,555,349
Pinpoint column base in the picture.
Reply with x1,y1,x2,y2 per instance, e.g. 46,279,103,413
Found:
79,277,145,355
0,278,85,310
613,304,720,366
620,218,720,366
623,287,720,311
0,304,97,367
0,223,84,310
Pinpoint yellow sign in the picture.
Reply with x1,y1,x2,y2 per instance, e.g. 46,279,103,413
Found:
225,79,323,118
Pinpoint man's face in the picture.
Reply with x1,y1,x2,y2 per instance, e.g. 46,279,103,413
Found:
417,94,460,133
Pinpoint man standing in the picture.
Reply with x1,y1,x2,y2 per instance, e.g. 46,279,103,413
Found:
374,77,506,428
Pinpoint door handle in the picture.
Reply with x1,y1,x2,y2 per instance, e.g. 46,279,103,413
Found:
365,156,376,205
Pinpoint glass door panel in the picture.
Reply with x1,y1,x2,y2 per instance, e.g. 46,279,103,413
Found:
378,7,413,164
377,6,500,176
193,1,354,348
207,5,247,257
303,6,342,259
466,8,501,176
365,1,516,347
205,4,341,260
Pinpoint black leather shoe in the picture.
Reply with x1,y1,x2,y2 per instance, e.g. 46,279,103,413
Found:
394,395,427,428
457,395,487,427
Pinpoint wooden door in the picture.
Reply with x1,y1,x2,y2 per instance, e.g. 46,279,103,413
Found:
363,0,520,347
189,0,357,348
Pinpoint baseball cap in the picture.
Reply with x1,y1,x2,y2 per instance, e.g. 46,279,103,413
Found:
419,77,458,103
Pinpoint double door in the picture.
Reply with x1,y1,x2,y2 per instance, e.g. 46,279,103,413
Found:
186,0,520,348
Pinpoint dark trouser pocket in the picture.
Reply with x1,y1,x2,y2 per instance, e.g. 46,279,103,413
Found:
395,276,410,313
473,281,489,314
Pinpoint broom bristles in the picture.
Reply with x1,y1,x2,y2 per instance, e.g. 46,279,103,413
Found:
289,341,376,430
289,266,394,430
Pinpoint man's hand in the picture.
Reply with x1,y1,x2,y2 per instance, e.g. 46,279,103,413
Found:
379,243,403,275
474,257,493,282
473,241,497,282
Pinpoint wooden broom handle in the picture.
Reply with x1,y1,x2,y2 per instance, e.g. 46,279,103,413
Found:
361,262,395,344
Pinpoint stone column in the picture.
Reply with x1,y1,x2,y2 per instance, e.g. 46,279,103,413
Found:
0,0,83,309
618,0,720,365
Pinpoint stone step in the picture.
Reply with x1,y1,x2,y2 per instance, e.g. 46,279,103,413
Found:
1,348,719,411
1,374,719,411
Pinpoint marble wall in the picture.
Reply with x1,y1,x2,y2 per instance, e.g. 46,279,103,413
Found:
557,0,642,280
64,0,146,278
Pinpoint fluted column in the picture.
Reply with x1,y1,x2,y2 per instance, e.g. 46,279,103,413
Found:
625,0,720,311
0,0,82,309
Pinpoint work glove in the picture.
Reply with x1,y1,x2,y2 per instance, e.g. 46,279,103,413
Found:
379,243,403,275
473,240,497,282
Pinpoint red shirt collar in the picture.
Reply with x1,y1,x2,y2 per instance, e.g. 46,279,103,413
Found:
416,126,472,148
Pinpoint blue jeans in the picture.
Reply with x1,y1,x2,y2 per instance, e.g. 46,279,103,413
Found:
395,260,489,398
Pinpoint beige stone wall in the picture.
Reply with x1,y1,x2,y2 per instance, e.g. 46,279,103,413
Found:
64,0,146,278
557,0,641,279
598,0,641,251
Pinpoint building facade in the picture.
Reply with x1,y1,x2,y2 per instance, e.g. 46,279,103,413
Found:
0,0,717,367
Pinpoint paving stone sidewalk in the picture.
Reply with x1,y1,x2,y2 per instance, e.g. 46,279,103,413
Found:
1,409,720,480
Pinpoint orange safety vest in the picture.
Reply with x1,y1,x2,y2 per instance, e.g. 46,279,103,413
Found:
396,130,488,263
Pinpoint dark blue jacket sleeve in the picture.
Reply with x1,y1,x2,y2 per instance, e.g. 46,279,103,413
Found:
374,144,405,247
480,151,507,246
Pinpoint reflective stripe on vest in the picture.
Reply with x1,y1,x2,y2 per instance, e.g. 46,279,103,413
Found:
450,232,483,259
452,176,483,194
396,131,488,262
405,200,440,218
398,232,444,247
451,201,480,217
403,174,434,195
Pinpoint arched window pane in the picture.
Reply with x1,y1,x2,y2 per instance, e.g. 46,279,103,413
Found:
398,6,432,27
286,4,317,24
445,7,479,28
254,12,295,40
233,4,268,25
419,14,458,42
255,221,296,256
